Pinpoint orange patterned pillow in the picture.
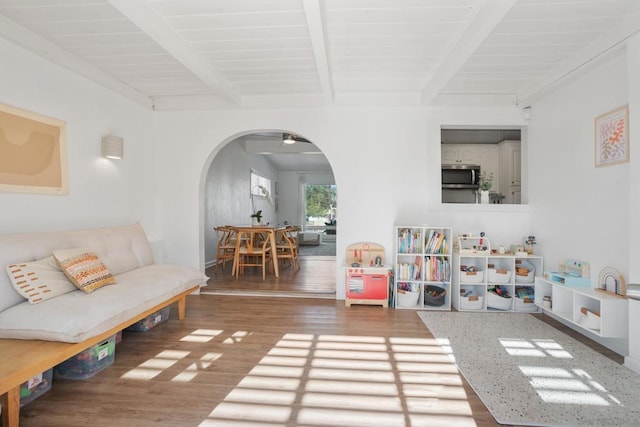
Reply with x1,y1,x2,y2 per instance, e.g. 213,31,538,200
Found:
6,256,77,304
53,248,116,293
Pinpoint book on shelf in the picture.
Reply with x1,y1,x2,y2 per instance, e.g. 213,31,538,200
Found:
396,256,422,280
425,256,451,282
425,230,447,254
398,228,422,254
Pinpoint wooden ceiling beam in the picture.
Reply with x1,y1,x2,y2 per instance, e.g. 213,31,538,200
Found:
0,14,153,108
303,0,334,105
517,10,640,106
421,0,516,106
108,0,241,106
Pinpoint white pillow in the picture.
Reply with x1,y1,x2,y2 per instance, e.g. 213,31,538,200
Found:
6,256,77,304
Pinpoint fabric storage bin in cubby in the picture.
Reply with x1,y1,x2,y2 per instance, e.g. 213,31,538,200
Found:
515,260,535,284
424,285,446,307
54,335,116,380
460,270,484,283
514,297,537,312
20,368,53,407
397,290,420,307
487,287,512,310
487,268,511,283
459,288,484,310
126,307,170,332
514,287,536,312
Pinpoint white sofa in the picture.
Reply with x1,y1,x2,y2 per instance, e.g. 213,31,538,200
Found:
0,223,207,343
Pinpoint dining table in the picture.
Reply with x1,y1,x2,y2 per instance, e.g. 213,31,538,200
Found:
228,225,286,278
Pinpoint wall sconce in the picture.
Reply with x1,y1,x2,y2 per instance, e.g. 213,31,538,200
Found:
522,107,532,121
101,135,124,159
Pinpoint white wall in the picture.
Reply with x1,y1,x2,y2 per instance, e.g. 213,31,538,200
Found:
528,50,630,281
203,138,277,265
624,34,640,372
0,38,157,239
153,106,528,298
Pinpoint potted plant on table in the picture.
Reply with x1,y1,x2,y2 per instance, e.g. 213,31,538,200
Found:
478,172,493,204
250,210,263,226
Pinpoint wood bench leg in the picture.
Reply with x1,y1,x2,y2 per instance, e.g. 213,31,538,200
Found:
2,386,20,427
178,296,186,320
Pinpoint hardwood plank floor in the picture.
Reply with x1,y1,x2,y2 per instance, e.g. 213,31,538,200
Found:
203,255,337,298
16,259,623,426
20,294,497,427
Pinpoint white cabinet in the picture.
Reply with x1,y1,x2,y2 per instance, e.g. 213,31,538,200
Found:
534,277,628,338
441,145,479,165
394,226,452,310
499,141,521,203
479,144,499,187
452,252,543,313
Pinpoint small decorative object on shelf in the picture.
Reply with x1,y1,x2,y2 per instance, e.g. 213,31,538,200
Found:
524,235,536,254
597,267,626,297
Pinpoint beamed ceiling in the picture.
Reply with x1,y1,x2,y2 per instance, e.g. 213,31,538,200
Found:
1,0,639,111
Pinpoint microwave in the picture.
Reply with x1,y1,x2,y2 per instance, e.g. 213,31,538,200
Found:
441,164,480,188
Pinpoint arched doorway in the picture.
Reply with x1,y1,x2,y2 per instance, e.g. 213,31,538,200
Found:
199,130,337,298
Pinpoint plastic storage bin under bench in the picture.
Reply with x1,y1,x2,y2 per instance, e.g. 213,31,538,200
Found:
20,368,53,407
126,306,171,332
54,335,116,380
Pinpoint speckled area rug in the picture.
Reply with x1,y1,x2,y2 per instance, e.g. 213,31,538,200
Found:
418,312,640,427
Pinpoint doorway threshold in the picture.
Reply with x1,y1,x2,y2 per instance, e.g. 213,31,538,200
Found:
200,289,336,299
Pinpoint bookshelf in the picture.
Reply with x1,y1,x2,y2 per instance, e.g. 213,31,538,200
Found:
393,226,452,310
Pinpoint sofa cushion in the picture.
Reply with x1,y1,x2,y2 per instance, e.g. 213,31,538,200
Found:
5,256,77,304
53,248,115,293
0,264,207,342
0,223,155,313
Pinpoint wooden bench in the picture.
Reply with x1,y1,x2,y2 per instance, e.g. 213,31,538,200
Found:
0,286,197,427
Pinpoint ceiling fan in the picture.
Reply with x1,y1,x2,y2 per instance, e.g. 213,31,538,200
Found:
282,133,311,144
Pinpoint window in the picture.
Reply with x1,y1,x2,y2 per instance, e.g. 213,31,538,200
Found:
304,184,337,231
250,170,272,198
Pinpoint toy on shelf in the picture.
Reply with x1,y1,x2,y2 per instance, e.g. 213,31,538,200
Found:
596,267,627,298
544,259,591,287
455,232,491,255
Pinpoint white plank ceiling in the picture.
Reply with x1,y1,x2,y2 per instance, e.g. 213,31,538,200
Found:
1,0,639,110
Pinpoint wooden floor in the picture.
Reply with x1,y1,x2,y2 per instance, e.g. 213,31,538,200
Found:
20,294,498,427
17,258,623,426
203,255,337,298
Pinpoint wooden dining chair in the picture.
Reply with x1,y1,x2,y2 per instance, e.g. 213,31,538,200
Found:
274,227,300,271
214,226,236,272
233,228,272,280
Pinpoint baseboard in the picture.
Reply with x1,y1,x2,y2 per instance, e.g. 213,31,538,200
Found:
625,356,640,374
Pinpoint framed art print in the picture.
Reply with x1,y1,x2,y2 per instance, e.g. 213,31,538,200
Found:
0,102,68,194
595,105,629,168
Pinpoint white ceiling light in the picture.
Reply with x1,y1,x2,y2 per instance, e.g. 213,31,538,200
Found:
283,134,296,144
